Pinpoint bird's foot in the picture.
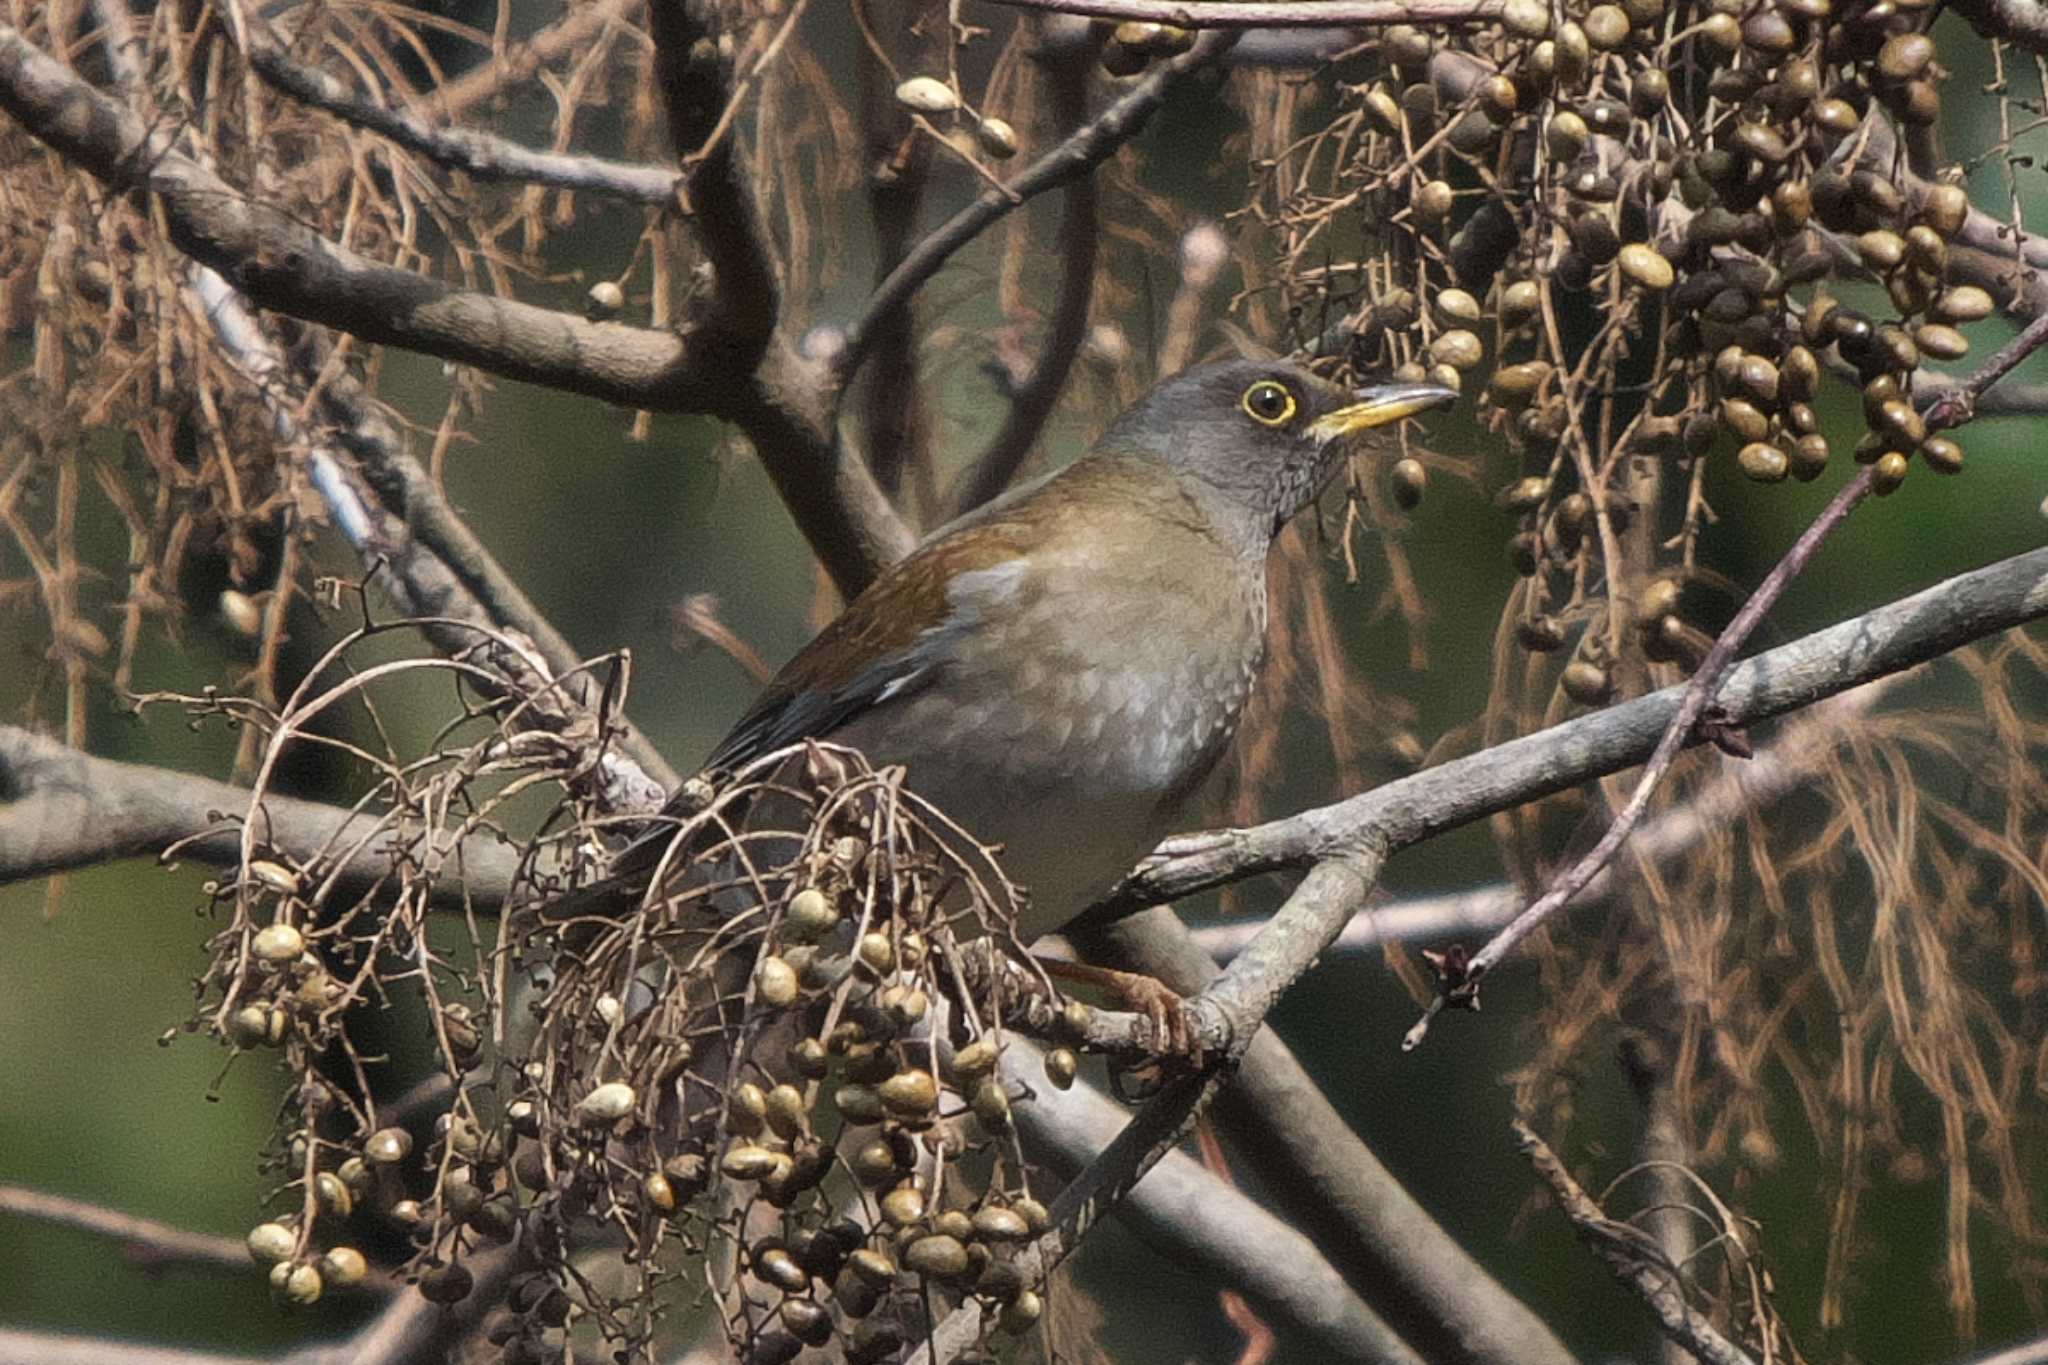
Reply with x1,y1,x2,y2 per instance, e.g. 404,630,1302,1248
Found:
1034,956,1206,1066
1115,971,1204,1065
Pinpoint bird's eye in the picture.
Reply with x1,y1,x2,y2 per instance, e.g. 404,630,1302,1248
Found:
1241,380,1297,427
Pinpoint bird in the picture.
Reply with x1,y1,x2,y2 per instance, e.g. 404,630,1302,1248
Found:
596,356,1454,1042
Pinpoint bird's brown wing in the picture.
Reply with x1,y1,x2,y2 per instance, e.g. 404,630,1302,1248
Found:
703,529,1033,774
595,520,1039,884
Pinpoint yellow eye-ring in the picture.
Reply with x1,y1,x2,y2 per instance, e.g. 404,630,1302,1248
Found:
1241,380,1297,427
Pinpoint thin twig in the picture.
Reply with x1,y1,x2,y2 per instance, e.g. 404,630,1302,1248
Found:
225,3,677,202
836,30,1237,387
1404,466,1877,1046
1923,307,2048,430
1062,541,2048,1054
1514,1121,1759,1365
946,38,1100,516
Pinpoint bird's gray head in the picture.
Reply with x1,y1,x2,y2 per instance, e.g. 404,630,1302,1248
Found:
1097,357,1456,549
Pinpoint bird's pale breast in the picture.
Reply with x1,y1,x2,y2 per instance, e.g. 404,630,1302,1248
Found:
832,524,1266,941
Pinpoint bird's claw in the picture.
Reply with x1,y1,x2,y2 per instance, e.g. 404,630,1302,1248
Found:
1115,973,1206,1068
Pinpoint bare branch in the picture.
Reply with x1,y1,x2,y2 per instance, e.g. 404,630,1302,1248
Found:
1913,371,2048,418
1407,291,2048,1039
983,0,1504,25
948,47,1100,517
1190,677,1896,960
849,0,937,503
1514,1121,1758,1365
735,343,919,595
1068,541,2048,1053
1,17,907,645
0,26,721,409
308,361,680,798
189,271,671,815
647,0,783,357
0,725,522,904
1962,1335,2048,1365
837,30,1238,387
226,6,677,203
1005,1040,1424,1362
1924,306,2048,430
434,0,644,118
1074,910,1577,1365
0,1185,254,1274
1414,465,1878,1039
908,855,1383,1364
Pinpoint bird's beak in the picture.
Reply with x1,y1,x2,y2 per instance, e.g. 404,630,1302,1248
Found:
1306,381,1458,444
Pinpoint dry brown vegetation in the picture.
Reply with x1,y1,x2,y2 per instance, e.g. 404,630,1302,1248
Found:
5,0,2048,1362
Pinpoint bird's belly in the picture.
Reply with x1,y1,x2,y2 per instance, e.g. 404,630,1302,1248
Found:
833,647,1250,940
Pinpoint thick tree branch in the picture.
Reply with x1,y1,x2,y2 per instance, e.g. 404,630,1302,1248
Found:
851,0,937,504
0,1334,259,1365
0,20,911,603
0,26,721,408
0,726,522,905
226,6,677,203
1066,542,2048,1054
647,0,781,358
1190,677,1894,960
837,30,1237,386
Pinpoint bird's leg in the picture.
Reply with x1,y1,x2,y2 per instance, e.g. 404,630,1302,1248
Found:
1033,956,1202,1063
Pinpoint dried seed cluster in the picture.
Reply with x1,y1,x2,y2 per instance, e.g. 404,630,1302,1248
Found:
507,745,1063,1362
183,618,1070,1363
1254,0,1980,710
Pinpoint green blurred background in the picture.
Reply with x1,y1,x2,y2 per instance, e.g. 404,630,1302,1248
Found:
5,11,2048,1362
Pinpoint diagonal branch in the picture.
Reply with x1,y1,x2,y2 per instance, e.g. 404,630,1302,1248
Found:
0,19,912,600
947,40,1101,518
1076,909,1575,1365
836,30,1238,388
1006,1039,1423,1362
909,856,1382,1363
1408,464,1877,1043
225,4,677,203
0,25,719,409
980,551,2042,1353
0,1185,258,1276
1515,1122,1758,1365
1066,541,2048,1054
1189,675,1897,960
1406,288,2048,1043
